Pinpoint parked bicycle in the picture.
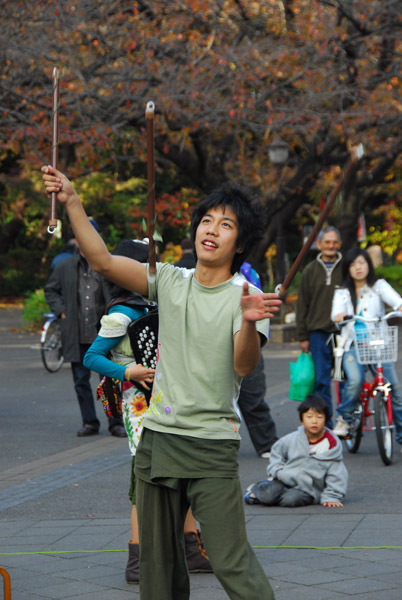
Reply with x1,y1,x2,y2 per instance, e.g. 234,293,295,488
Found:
40,312,64,372
332,312,402,466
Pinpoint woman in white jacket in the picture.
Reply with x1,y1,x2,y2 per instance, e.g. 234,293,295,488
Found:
331,248,402,441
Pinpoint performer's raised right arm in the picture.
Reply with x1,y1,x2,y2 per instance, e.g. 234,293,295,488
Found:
41,165,148,296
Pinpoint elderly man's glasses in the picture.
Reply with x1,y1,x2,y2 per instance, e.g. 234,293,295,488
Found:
321,240,341,246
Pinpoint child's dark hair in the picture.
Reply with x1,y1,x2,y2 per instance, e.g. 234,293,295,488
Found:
108,239,149,298
341,247,377,310
189,182,265,274
297,394,329,424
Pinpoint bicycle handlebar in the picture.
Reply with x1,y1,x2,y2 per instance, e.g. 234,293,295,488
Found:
336,311,402,328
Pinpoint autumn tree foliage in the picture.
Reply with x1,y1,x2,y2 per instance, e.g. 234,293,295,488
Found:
1,0,402,279
128,188,200,242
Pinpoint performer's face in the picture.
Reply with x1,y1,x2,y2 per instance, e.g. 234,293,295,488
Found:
195,205,240,269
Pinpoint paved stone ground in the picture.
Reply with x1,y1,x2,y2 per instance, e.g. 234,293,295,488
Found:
1,307,402,599
2,515,402,599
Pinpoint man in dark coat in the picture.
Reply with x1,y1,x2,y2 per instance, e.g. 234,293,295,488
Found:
45,237,126,437
49,238,78,273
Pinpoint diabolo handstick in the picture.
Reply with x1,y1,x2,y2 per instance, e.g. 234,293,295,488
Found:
276,143,364,299
48,67,60,234
146,100,156,275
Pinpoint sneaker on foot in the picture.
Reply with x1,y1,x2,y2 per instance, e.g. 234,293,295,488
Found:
259,451,271,459
244,484,261,505
333,415,349,437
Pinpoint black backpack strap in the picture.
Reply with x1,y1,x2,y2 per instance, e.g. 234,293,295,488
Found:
105,295,152,314
97,295,154,331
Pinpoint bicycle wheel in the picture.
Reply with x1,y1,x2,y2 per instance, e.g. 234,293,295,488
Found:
374,392,393,465
41,320,64,372
345,401,363,453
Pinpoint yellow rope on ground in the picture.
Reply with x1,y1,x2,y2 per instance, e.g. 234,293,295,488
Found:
1,545,402,556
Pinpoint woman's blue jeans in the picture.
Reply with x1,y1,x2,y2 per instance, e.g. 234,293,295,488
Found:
338,345,402,444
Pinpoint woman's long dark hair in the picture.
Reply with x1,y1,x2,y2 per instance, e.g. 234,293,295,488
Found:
341,248,377,310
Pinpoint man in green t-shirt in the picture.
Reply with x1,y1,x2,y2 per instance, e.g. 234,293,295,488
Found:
42,166,281,600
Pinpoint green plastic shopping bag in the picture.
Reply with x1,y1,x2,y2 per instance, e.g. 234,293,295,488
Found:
288,352,316,402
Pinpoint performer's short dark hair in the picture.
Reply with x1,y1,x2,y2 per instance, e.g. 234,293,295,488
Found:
190,182,265,274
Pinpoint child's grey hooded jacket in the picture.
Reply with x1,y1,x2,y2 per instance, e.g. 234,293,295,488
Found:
267,426,348,504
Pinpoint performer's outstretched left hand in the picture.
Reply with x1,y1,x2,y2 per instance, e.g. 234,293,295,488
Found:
240,282,282,322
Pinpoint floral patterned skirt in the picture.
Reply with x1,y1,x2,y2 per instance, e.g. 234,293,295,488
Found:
122,382,149,456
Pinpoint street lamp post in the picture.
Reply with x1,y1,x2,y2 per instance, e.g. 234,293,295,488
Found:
268,137,289,286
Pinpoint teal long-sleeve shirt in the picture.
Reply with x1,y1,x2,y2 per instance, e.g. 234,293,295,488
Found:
83,303,145,381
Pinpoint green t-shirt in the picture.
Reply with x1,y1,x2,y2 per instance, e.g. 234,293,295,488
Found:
143,263,269,440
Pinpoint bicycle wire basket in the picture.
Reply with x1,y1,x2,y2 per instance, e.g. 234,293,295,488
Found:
353,322,398,365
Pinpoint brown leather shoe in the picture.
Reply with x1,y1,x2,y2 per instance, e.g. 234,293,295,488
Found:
77,425,98,437
184,530,213,573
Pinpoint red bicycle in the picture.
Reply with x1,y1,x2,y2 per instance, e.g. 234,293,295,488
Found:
332,312,402,466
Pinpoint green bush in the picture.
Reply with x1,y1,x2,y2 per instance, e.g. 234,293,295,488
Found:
21,289,49,330
375,265,402,296
0,249,49,297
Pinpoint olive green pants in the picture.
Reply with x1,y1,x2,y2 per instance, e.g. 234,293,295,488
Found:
136,475,275,600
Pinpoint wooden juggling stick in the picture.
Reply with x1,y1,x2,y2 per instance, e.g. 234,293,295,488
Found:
276,144,364,298
48,67,60,234
146,101,156,275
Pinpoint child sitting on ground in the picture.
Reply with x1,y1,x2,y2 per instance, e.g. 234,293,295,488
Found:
244,394,348,507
